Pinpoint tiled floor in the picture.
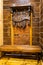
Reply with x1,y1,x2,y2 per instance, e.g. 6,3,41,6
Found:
0,57,42,65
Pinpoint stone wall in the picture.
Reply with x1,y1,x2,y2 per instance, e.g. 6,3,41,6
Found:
39,0,43,49
31,0,41,45
3,0,11,45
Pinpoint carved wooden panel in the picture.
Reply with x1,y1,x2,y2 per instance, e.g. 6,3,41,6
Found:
12,7,30,45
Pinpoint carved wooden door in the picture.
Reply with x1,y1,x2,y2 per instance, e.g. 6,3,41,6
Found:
10,6,32,46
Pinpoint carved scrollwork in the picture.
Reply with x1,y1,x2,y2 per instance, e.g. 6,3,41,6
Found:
12,10,30,29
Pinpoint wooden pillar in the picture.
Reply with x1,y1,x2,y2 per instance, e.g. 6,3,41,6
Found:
11,13,14,45
30,12,32,46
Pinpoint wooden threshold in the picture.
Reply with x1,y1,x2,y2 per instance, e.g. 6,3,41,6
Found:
0,45,41,53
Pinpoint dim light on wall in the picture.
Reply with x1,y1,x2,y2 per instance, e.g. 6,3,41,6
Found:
0,0,3,46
